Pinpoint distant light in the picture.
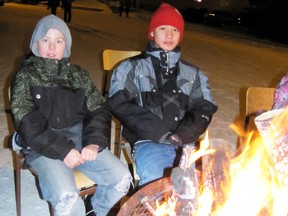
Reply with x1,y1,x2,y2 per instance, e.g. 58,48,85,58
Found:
195,0,202,2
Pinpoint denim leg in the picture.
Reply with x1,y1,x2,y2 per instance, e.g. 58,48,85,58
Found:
28,156,85,216
134,141,178,187
77,148,132,216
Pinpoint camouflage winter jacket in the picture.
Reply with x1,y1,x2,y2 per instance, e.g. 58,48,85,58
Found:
10,55,111,160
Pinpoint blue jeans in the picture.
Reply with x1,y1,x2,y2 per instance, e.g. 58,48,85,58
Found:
133,141,182,187
23,123,132,216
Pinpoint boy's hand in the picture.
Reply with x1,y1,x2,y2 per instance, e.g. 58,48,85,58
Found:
64,149,84,169
168,134,183,145
81,144,99,161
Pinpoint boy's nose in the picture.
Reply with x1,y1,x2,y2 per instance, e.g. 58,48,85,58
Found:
49,42,56,49
166,30,173,37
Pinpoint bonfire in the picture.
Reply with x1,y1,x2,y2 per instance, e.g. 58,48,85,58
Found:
118,108,288,216
156,108,288,216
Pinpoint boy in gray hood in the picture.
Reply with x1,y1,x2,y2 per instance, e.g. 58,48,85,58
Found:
10,15,132,216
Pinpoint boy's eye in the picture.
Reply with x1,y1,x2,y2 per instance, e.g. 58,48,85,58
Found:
42,38,48,43
57,39,64,44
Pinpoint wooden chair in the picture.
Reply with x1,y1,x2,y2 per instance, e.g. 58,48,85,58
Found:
8,87,96,216
102,49,141,189
238,87,275,150
102,49,142,97
244,87,275,132
118,127,140,190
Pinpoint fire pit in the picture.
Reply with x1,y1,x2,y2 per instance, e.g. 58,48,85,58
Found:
117,138,233,216
117,177,173,216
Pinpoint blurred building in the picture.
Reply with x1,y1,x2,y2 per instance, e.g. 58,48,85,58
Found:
138,0,249,14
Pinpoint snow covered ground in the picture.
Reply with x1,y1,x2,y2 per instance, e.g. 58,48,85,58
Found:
1,1,288,215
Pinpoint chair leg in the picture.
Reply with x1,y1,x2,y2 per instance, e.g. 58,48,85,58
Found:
102,70,108,97
117,125,124,158
133,179,139,192
14,151,21,216
48,203,54,216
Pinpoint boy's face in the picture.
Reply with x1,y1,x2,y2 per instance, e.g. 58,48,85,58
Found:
150,25,181,52
37,28,66,60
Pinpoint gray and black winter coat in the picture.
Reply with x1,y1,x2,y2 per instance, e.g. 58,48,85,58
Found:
109,41,217,147
10,55,111,160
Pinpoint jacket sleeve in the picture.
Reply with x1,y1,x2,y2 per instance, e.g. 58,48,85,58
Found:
174,98,217,143
109,91,170,142
109,60,170,142
82,79,111,151
173,70,218,143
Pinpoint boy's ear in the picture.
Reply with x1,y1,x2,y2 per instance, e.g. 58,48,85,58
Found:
149,31,154,38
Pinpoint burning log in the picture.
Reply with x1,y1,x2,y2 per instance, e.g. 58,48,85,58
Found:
140,196,157,216
255,108,288,185
169,138,233,215
201,138,232,210
171,145,201,215
171,166,198,215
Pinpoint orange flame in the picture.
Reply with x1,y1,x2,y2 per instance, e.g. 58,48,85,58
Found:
154,108,288,216
154,195,177,216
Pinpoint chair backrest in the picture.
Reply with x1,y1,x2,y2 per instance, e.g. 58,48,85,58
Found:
102,49,142,97
244,87,275,132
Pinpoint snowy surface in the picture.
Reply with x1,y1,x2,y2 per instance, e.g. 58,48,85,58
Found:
1,1,288,215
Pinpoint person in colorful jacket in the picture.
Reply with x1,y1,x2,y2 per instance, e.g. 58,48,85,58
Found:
108,3,218,187
10,15,132,216
273,73,288,109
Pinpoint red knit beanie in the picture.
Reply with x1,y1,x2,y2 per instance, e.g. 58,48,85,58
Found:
148,3,184,41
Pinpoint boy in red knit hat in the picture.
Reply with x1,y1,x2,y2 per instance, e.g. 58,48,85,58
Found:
109,3,217,187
